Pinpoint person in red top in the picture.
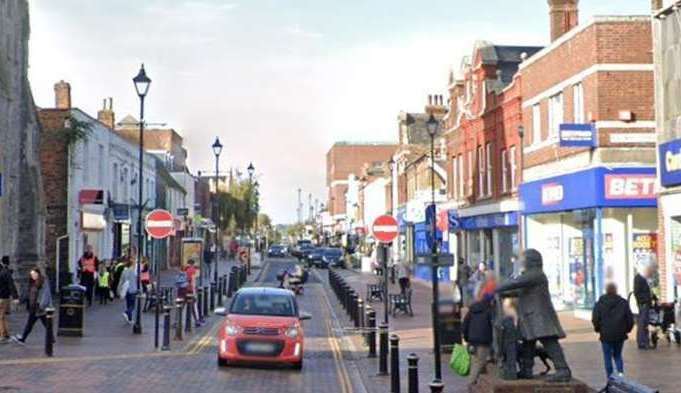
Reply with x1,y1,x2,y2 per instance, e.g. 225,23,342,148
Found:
183,259,202,326
78,245,99,306
477,271,498,302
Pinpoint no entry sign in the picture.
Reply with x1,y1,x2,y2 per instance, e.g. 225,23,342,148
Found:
372,215,399,244
145,209,175,239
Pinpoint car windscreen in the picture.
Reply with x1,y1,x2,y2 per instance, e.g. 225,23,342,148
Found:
323,249,343,257
230,292,296,317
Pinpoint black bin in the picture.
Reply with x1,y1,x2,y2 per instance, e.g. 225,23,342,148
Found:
58,284,86,337
437,299,462,352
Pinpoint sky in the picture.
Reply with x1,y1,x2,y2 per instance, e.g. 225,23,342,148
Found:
27,0,650,224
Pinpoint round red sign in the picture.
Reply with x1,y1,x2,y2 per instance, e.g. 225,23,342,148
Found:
145,209,175,239
372,215,399,244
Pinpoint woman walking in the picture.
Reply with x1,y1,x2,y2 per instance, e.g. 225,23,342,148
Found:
592,282,634,379
11,268,53,345
117,260,138,325
397,262,411,294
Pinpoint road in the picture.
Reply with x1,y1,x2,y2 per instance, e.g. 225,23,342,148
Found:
0,258,365,393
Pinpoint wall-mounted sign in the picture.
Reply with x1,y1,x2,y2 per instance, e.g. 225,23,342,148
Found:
604,174,656,200
609,133,656,144
541,183,564,205
559,123,597,148
78,189,104,205
659,138,681,187
81,211,106,231
112,204,130,221
176,207,189,216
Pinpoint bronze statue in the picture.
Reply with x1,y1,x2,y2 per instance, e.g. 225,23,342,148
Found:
495,249,572,382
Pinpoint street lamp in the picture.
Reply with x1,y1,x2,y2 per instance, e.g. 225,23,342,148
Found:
132,64,151,335
212,137,223,286
517,125,525,252
388,157,396,215
426,112,443,382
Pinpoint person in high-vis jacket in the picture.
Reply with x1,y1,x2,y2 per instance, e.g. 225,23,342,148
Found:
78,245,99,306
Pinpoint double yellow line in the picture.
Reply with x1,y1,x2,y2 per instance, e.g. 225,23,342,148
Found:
319,283,354,393
185,321,221,355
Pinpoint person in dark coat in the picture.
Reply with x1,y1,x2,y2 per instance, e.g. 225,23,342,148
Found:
496,249,571,382
592,283,634,378
633,266,653,349
11,268,53,345
0,256,19,343
462,296,494,384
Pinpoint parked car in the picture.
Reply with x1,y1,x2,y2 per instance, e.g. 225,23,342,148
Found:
291,240,312,259
267,244,287,258
321,247,344,268
216,287,311,369
306,247,324,267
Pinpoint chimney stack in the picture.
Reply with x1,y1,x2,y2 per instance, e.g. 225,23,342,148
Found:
651,0,663,11
54,80,71,109
97,97,115,129
548,0,579,42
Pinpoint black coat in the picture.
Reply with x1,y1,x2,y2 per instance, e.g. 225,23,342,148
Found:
462,300,493,345
633,273,651,306
0,267,18,299
592,293,634,342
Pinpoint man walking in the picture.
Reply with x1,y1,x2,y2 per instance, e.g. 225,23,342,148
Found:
78,245,99,306
0,256,19,343
592,282,634,379
633,265,653,349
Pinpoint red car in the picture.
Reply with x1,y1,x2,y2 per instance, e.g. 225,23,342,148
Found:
216,287,311,369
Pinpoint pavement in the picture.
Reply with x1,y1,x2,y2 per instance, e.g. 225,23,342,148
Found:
323,267,678,393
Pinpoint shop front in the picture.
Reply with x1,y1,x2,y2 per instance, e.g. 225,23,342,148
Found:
521,167,657,310
659,139,681,300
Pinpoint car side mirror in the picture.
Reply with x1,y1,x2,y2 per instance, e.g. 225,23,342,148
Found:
215,307,228,316
299,312,312,321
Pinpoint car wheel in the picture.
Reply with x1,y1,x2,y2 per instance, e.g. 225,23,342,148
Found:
217,356,229,367
292,360,303,370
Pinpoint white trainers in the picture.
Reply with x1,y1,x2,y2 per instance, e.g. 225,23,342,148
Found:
10,335,25,345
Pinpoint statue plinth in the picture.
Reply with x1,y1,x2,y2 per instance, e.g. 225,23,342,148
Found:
470,373,592,393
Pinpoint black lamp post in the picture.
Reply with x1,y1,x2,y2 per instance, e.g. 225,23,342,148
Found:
388,157,395,215
212,137,223,285
132,64,151,335
254,184,260,251
247,162,255,244
426,113,442,382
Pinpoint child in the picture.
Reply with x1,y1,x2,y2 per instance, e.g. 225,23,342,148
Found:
462,295,494,384
97,263,110,305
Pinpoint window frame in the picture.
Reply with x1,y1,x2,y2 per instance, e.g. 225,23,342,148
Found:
573,83,584,124
510,145,518,191
485,143,492,197
532,104,542,145
501,148,509,193
548,92,564,138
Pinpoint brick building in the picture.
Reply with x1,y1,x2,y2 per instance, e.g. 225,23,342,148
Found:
116,115,188,172
326,142,397,231
444,42,541,280
517,1,657,310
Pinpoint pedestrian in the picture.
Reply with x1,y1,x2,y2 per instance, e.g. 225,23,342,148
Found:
456,258,471,306
462,295,494,384
633,265,653,349
78,245,99,306
97,263,110,305
0,256,20,343
470,262,487,303
477,271,497,301
117,260,138,325
592,282,634,379
397,262,411,294
111,257,127,299
183,259,202,326
11,268,53,345
140,259,151,295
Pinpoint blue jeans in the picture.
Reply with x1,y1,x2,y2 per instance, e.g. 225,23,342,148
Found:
125,291,137,321
601,341,624,377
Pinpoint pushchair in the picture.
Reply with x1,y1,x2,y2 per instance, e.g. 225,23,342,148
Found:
648,297,678,348
282,267,309,295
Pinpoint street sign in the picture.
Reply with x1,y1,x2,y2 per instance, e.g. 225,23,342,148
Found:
415,253,454,267
145,209,175,239
177,207,189,216
372,215,399,244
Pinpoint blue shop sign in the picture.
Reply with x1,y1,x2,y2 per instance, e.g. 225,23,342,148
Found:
559,123,597,148
414,263,451,283
112,204,130,221
659,139,681,187
453,212,518,231
448,210,461,230
520,167,656,215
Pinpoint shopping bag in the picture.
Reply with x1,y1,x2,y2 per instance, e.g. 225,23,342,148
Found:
449,344,471,377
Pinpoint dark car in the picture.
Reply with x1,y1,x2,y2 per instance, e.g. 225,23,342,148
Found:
291,240,312,259
306,248,324,268
267,245,287,258
321,248,344,268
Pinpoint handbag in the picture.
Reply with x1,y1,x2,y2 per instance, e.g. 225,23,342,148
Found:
118,280,129,298
449,343,471,377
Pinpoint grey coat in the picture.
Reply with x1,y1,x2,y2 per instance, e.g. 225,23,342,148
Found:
495,267,566,341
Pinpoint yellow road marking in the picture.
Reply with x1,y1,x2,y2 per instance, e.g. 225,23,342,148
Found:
317,283,353,393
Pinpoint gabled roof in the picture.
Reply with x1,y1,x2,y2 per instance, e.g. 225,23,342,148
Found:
472,42,543,91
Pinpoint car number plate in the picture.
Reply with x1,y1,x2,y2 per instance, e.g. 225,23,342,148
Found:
246,342,274,353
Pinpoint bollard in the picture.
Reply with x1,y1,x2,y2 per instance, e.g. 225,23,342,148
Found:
203,286,210,317
154,292,161,349
357,298,364,331
45,307,55,357
217,277,224,307
175,298,184,341
162,305,172,351
367,309,377,358
185,294,194,333
352,294,360,327
428,380,444,393
228,267,237,297
222,274,228,296
196,288,204,322
377,323,389,375
407,353,419,393
390,334,400,393
210,282,217,311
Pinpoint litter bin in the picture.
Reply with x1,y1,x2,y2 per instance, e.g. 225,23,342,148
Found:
58,284,86,337
437,299,462,353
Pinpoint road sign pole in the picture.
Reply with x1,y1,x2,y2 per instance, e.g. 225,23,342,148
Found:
383,243,390,325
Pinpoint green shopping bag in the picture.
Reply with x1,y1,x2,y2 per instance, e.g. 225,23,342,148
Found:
449,344,470,377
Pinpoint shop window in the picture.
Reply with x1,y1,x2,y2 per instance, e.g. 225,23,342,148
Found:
510,146,518,190
532,104,542,144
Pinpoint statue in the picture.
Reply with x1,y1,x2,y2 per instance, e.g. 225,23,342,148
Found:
495,249,572,382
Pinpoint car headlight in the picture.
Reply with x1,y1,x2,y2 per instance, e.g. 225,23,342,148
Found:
225,323,240,336
285,326,300,339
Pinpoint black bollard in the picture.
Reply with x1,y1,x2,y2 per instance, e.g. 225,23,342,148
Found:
390,334,400,393
217,277,224,307
357,298,364,331
210,282,216,311
367,309,377,358
196,288,204,322
407,353,419,393
228,267,237,297
45,307,55,357
222,274,228,295
185,294,194,333
175,298,184,341
429,380,444,393
203,286,210,317
162,305,172,351
378,323,388,375
154,292,161,349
